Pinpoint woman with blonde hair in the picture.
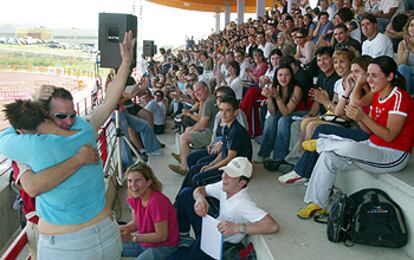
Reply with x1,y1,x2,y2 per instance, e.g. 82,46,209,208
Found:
120,162,179,259
300,48,355,144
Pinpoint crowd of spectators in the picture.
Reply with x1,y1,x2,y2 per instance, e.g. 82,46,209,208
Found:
98,0,414,258
2,0,414,259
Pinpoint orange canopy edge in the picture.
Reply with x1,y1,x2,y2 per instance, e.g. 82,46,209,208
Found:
146,0,277,13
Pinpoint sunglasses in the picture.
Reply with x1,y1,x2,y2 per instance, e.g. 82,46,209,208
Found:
51,111,77,120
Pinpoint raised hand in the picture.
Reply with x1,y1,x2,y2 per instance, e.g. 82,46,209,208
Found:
34,85,55,101
345,103,365,121
309,88,329,104
119,31,136,66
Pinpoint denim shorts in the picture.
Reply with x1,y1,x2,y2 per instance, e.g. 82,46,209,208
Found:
38,217,122,260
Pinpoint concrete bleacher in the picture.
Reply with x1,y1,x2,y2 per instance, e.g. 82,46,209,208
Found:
144,127,413,260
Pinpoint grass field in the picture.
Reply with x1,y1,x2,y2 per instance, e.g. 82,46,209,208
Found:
0,44,97,72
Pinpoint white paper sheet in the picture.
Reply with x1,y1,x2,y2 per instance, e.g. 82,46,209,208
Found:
200,215,223,260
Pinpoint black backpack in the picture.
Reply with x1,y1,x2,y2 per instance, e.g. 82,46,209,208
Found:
326,188,408,248
326,191,355,243
348,188,408,248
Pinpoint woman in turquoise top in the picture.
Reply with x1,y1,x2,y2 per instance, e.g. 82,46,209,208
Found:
0,100,122,260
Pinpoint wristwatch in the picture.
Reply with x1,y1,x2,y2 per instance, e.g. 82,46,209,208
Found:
239,223,247,234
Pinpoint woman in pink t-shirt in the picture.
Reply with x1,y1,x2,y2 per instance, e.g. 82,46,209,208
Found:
120,162,179,259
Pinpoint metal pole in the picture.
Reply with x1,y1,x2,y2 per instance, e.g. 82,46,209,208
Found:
114,109,142,186
224,1,231,26
215,7,221,33
237,0,245,25
256,0,265,18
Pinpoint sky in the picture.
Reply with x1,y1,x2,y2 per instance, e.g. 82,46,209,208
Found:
0,0,255,48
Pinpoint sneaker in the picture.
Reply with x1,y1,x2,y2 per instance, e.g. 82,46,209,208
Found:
169,164,187,175
178,234,195,248
254,135,263,144
302,139,317,152
147,150,164,156
139,151,148,162
253,156,267,163
263,159,283,171
297,203,327,219
171,152,182,163
278,170,307,184
278,162,294,174
160,143,166,148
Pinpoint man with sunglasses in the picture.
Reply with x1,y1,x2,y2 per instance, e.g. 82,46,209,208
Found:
142,90,166,134
0,31,136,259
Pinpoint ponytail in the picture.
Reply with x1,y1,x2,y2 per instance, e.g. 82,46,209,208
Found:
393,71,406,90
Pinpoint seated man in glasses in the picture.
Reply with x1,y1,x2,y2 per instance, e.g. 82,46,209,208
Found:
142,90,167,134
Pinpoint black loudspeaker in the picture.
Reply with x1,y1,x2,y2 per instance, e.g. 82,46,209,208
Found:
143,40,156,57
99,13,137,68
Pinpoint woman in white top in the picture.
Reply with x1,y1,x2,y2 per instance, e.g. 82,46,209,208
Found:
295,28,316,66
226,61,243,101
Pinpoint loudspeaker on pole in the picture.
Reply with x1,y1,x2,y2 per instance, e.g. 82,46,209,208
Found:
98,13,137,68
143,40,157,57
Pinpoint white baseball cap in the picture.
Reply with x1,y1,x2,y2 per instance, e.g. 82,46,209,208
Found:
219,157,252,178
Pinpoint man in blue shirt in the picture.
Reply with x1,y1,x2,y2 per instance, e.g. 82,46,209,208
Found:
177,96,252,193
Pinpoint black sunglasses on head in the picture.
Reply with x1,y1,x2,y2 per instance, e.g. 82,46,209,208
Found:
51,111,77,120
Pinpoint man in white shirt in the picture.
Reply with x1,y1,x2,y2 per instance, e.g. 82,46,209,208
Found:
234,50,253,82
170,157,279,259
256,32,276,59
361,13,394,58
143,90,166,134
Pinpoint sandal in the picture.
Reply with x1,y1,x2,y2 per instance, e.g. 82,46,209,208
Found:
297,203,327,219
302,139,317,152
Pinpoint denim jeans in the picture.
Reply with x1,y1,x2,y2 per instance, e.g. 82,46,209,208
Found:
167,238,213,260
187,149,216,170
175,187,202,237
38,217,122,260
122,242,176,260
258,111,307,161
398,64,414,94
376,18,390,33
177,162,223,197
171,188,218,260
115,111,161,168
294,124,370,178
